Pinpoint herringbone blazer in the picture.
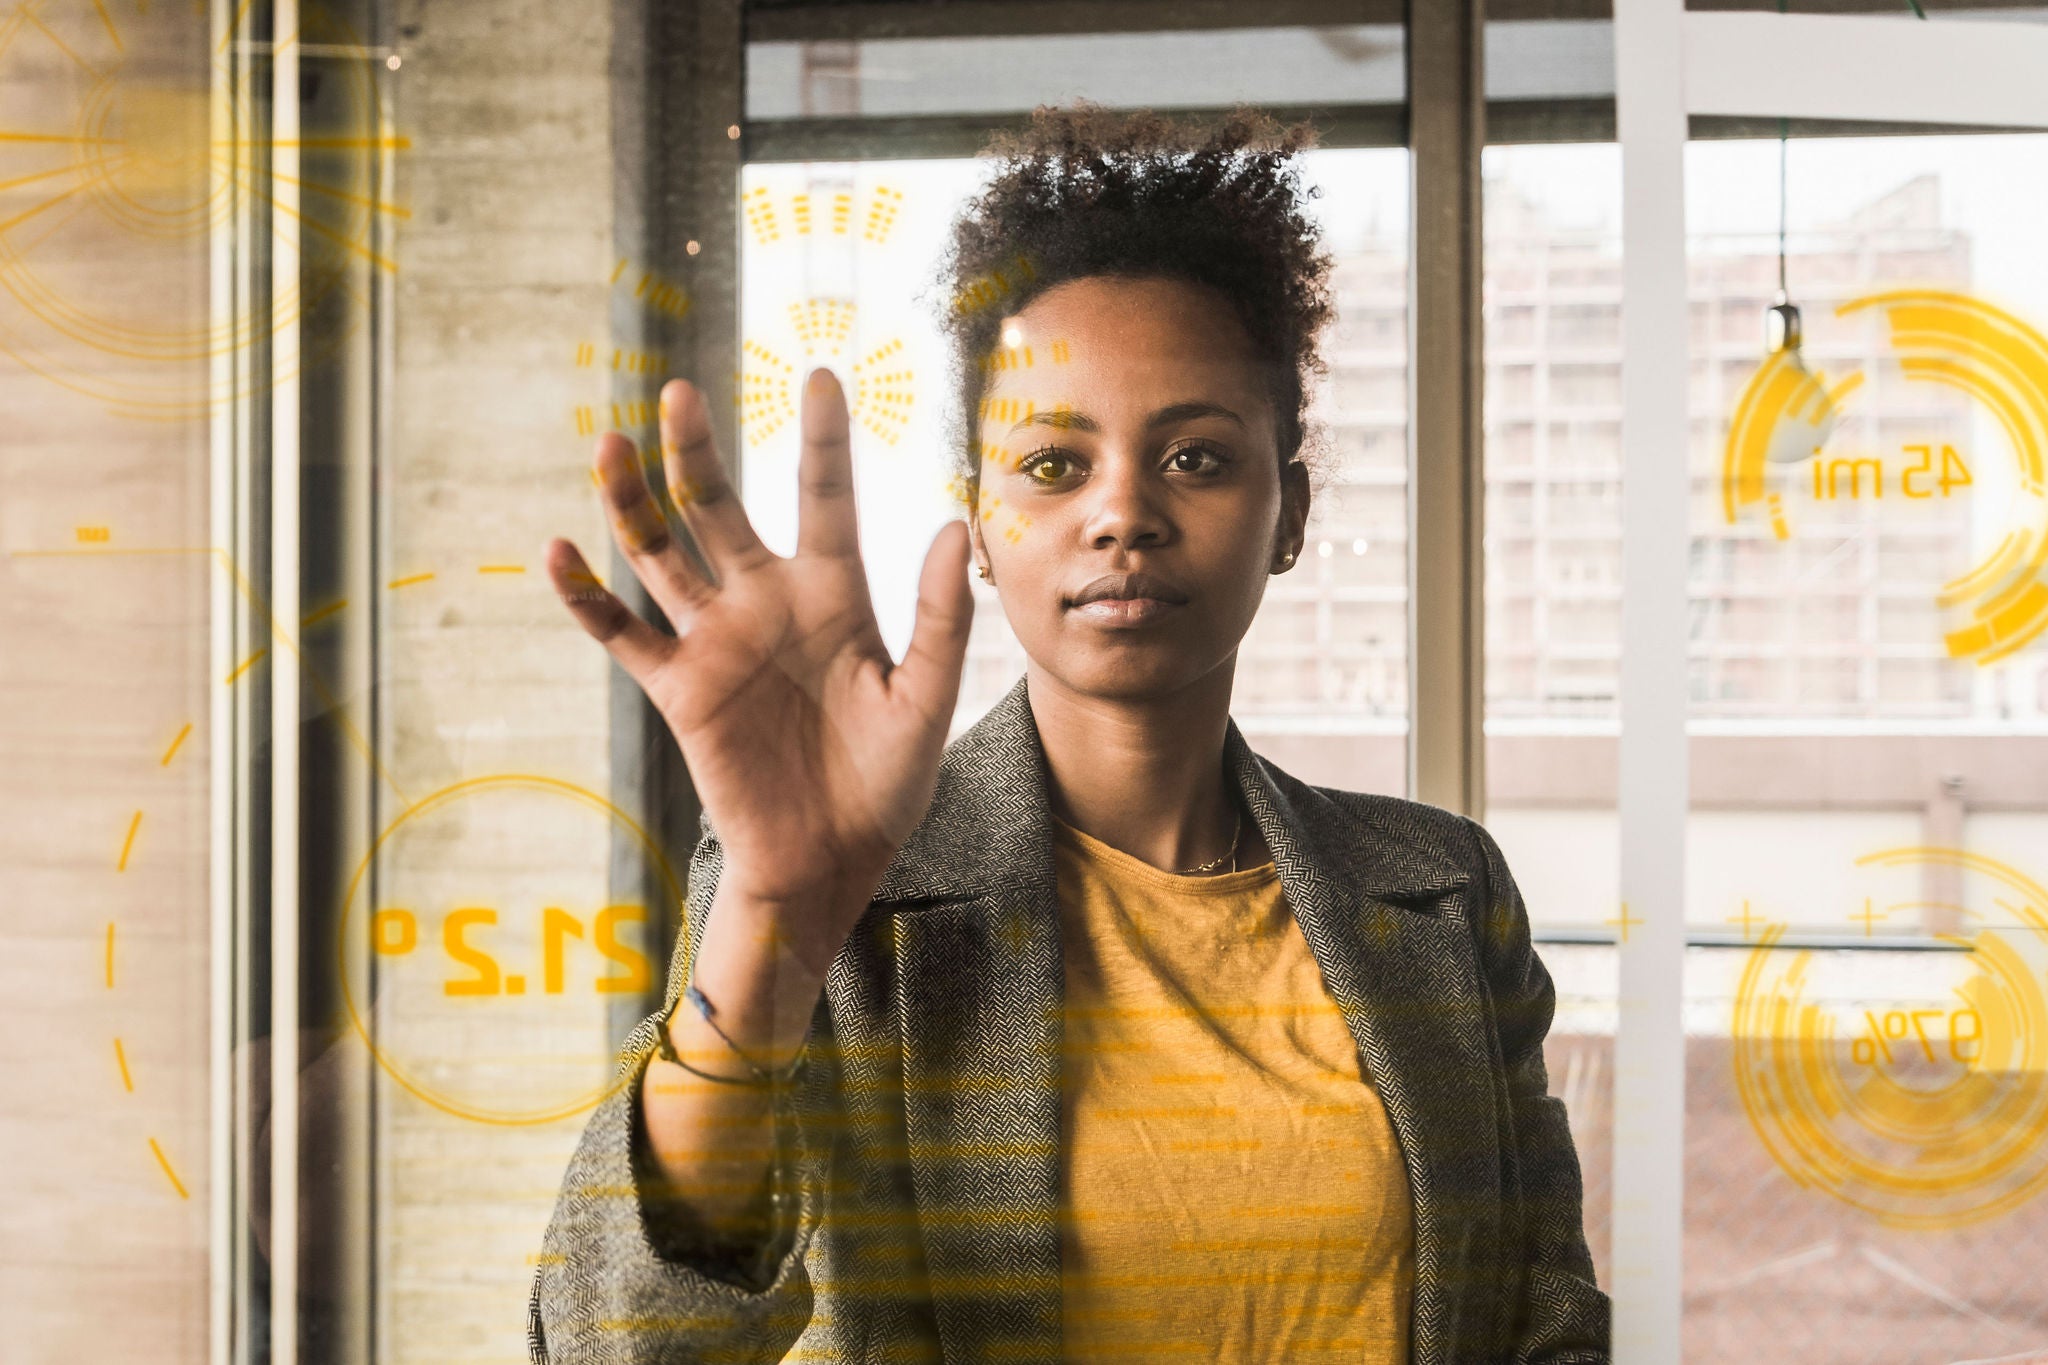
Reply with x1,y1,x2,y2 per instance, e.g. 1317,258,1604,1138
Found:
529,675,1611,1363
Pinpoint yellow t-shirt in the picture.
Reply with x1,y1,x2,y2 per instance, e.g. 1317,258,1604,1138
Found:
1052,814,1415,1363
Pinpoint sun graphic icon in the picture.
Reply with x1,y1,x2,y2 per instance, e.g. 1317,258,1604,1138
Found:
0,0,405,421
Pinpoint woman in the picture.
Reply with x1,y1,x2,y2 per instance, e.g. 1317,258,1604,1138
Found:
529,102,1609,1364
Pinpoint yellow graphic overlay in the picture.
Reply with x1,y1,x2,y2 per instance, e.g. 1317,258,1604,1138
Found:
851,335,913,447
741,182,904,249
0,0,405,419
733,180,919,453
12,535,654,1190
736,335,797,446
337,774,686,1127
1732,847,2048,1230
1722,290,2048,665
950,250,1039,320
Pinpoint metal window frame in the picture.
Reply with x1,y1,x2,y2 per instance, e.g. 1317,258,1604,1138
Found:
1408,0,1488,813
213,0,389,1359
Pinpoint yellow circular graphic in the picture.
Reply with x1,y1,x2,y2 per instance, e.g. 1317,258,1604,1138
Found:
336,774,686,1127
0,0,400,420
1732,847,2048,1230
1722,290,2048,665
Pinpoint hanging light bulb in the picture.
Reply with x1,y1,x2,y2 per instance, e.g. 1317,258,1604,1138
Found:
1765,289,1803,356
1758,133,1841,464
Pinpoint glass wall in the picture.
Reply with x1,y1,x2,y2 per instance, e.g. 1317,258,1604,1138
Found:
1483,110,2048,1361
1682,129,2048,1362
1482,139,1628,1290
12,0,2048,1361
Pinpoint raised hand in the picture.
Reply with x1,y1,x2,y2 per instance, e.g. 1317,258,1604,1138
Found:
544,368,974,981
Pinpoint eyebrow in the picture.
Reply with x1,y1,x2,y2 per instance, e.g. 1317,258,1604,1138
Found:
1006,402,1247,437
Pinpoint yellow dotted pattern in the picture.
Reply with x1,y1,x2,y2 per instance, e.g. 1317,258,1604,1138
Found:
737,340,798,446
851,339,913,447
742,184,902,248
950,251,1040,319
978,396,1037,427
741,185,782,244
863,184,903,245
789,297,856,356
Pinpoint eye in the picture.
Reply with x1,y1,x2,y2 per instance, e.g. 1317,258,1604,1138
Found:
1016,447,1077,483
1166,442,1229,475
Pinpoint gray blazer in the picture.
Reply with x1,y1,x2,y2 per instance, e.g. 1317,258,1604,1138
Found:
528,675,1611,1363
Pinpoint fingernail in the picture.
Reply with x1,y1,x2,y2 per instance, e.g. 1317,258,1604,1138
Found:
808,368,832,393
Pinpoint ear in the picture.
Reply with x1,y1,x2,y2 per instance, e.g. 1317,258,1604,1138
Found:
1277,459,1311,562
964,476,993,574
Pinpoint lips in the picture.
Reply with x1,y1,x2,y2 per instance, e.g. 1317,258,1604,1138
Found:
1068,571,1191,608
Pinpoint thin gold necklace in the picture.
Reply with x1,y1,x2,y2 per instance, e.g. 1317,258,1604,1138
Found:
1177,805,1243,876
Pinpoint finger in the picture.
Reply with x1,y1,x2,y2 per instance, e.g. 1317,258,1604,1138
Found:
594,430,715,624
889,520,974,723
544,537,678,687
795,367,861,560
660,378,772,573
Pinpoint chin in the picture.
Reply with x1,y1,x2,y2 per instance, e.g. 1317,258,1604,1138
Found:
1034,636,1238,704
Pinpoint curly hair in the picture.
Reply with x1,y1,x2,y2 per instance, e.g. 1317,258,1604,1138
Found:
928,99,1340,514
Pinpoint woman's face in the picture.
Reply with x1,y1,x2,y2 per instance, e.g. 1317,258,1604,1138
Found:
969,274,1309,702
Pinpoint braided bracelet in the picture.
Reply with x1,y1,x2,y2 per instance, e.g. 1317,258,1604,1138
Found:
652,978,808,1087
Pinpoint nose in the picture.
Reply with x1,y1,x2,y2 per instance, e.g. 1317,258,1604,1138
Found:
1079,452,1172,554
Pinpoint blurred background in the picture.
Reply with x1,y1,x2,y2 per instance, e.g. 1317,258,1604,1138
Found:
4,0,2047,1361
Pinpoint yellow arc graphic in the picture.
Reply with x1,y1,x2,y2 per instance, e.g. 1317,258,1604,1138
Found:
336,774,689,1127
1722,289,2048,665
1732,847,2048,1230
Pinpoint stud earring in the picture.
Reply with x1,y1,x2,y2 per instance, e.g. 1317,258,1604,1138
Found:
975,563,992,581
1274,550,1296,572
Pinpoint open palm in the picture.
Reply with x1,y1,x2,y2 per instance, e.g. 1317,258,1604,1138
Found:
545,369,974,978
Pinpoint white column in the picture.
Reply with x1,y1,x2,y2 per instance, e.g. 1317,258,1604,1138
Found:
1612,0,1690,1359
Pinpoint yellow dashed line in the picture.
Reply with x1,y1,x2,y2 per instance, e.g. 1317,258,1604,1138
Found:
387,571,435,590
299,598,348,629
160,722,192,767
114,1038,133,1092
148,1138,190,1200
105,922,116,988
223,649,267,685
117,812,142,871
477,564,525,575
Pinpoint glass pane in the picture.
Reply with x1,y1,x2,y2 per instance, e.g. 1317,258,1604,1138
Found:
739,149,1412,790
366,9,633,1362
1481,139,1628,1291
1684,130,2048,1362
3,7,219,1361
